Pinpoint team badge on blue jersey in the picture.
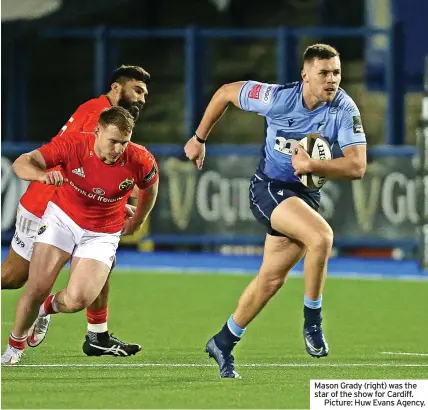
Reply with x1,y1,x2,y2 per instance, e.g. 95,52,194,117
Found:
352,116,364,133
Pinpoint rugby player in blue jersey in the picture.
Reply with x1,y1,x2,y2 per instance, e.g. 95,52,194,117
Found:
184,44,367,378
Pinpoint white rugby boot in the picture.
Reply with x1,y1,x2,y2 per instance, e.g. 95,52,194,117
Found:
1,345,24,365
27,315,51,347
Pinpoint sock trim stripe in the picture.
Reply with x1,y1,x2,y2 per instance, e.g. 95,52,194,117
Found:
304,295,323,309
10,333,27,341
87,323,108,333
227,315,246,338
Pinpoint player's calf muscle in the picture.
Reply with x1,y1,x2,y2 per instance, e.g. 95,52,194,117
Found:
88,279,110,310
258,275,284,297
1,258,29,290
1,267,27,289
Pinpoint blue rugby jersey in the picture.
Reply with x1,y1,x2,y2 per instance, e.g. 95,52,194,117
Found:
238,81,366,184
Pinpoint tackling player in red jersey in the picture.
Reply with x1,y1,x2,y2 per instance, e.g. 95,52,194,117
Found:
1,65,150,357
2,106,159,364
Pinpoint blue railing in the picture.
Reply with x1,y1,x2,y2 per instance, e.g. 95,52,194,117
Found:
5,24,406,145
0,142,418,157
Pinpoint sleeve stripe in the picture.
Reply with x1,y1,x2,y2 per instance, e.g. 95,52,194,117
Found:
143,164,158,183
340,141,367,149
237,82,247,110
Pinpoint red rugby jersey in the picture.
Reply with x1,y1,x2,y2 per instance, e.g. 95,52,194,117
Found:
20,95,111,218
37,132,158,233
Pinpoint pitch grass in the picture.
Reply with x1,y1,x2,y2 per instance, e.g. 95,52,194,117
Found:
2,271,427,409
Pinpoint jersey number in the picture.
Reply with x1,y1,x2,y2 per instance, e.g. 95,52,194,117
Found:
274,137,298,156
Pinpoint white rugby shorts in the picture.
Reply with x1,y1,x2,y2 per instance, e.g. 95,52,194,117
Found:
35,202,120,268
11,204,41,261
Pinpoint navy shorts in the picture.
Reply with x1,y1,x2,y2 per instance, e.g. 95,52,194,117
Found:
249,174,321,237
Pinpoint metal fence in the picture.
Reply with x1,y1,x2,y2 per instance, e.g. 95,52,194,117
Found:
4,24,406,145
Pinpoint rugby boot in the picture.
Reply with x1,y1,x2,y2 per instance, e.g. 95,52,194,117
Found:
303,323,329,358
27,315,51,347
82,333,141,357
1,345,24,365
205,337,242,379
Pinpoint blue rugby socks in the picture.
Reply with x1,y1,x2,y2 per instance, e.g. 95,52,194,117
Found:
304,295,323,326
214,315,246,350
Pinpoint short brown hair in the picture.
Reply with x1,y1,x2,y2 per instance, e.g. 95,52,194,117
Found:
110,65,151,86
98,106,135,135
303,44,340,63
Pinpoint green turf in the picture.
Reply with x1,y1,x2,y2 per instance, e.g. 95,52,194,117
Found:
2,271,427,409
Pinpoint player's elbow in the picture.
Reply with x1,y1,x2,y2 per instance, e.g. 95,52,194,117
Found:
216,84,233,103
350,164,366,180
12,155,27,177
217,82,243,107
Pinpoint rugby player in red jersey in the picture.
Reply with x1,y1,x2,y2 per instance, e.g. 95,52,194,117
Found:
2,65,150,357
2,106,159,364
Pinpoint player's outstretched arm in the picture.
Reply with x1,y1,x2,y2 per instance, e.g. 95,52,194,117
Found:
122,181,159,236
184,81,245,170
12,150,66,186
293,144,366,180
194,82,244,141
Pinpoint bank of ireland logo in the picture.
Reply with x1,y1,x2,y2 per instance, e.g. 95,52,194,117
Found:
164,158,197,231
119,179,134,191
38,224,48,236
93,187,105,195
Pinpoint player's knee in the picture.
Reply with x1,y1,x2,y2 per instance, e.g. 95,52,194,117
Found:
65,289,92,312
308,228,334,253
1,262,28,289
100,276,110,295
65,298,88,313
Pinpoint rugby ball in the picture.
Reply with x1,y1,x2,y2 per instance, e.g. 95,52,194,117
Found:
298,134,332,189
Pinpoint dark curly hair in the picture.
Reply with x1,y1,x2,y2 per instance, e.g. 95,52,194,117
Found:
110,65,151,86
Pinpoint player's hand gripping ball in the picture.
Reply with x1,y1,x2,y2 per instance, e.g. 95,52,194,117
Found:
293,134,332,189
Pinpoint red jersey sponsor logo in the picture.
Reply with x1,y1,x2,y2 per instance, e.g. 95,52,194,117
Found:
248,84,262,99
37,132,158,233
69,181,122,203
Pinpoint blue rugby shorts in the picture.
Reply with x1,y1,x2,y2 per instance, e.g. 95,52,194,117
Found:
249,174,321,237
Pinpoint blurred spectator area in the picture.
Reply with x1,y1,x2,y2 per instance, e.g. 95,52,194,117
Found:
1,0,424,145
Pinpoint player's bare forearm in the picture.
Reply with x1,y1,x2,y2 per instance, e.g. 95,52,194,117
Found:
134,181,159,225
195,82,244,140
309,157,363,179
12,151,47,182
309,145,366,180
129,185,139,205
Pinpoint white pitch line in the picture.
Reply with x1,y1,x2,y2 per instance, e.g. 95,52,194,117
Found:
6,363,428,368
380,352,428,357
